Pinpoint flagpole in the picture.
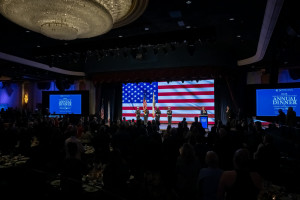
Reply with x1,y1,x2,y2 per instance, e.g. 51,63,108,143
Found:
152,92,155,119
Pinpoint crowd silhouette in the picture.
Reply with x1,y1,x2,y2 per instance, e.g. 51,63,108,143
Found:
0,107,299,199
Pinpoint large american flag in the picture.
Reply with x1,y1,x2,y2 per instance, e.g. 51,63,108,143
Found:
122,80,215,124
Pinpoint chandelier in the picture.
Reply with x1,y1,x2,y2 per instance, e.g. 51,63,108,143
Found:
0,0,148,40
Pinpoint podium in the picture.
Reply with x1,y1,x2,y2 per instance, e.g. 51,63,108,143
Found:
200,115,208,129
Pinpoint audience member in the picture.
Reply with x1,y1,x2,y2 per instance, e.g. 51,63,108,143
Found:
253,133,280,182
60,142,88,197
277,109,286,126
286,107,296,127
197,151,223,200
217,148,263,200
64,125,85,160
175,143,201,200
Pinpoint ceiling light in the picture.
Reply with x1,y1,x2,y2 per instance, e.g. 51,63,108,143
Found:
236,35,241,38
186,1,192,4
185,25,191,29
144,27,149,31
229,18,235,21
0,0,148,40
118,35,123,38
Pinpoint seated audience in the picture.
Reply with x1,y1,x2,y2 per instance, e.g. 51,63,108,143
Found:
253,133,280,182
175,143,201,200
60,142,88,197
197,151,223,200
217,148,263,200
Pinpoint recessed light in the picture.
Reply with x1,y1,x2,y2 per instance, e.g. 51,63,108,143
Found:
26,30,30,33
229,18,235,21
118,35,123,38
36,45,40,48
236,35,241,38
144,27,149,31
186,1,192,4
186,25,191,29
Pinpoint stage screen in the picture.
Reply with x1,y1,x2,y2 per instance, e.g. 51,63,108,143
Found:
256,88,300,117
122,80,215,125
49,94,81,114
42,91,89,115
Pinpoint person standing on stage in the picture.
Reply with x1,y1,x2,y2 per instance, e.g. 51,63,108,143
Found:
144,108,149,125
135,107,141,121
155,106,161,122
200,106,208,116
226,105,233,126
155,106,161,130
167,106,172,126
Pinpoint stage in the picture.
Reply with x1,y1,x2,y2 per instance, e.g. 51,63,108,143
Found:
158,123,213,132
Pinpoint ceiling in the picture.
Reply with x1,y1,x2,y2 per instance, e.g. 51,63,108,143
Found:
0,0,299,82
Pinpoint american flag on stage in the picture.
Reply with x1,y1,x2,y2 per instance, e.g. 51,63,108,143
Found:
152,92,155,118
122,80,215,124
143,94,147,112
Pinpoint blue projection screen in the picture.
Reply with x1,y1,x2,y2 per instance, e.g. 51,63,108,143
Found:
256,88,300,117
49,94,81,114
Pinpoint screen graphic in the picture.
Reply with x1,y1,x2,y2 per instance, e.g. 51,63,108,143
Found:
122,80,215,124
256,88,300,116
49,94,81,114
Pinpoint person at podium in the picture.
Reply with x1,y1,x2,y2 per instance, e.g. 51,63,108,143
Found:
200,106,208,116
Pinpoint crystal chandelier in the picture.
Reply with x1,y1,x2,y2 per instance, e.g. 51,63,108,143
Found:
0,0,148,40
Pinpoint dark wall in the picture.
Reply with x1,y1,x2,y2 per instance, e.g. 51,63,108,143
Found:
85,44,236,74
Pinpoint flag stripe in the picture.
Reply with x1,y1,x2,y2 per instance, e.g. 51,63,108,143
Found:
122,103,214,107
160,121,215,125
158,84,214,89
158,80,214,85
122,110,215,114
122,117,215,123
158,95,214,100
159,91,214,96
159,88,214,92
122,113,215,118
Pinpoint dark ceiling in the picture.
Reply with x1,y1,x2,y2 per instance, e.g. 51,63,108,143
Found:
0,0,299,82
